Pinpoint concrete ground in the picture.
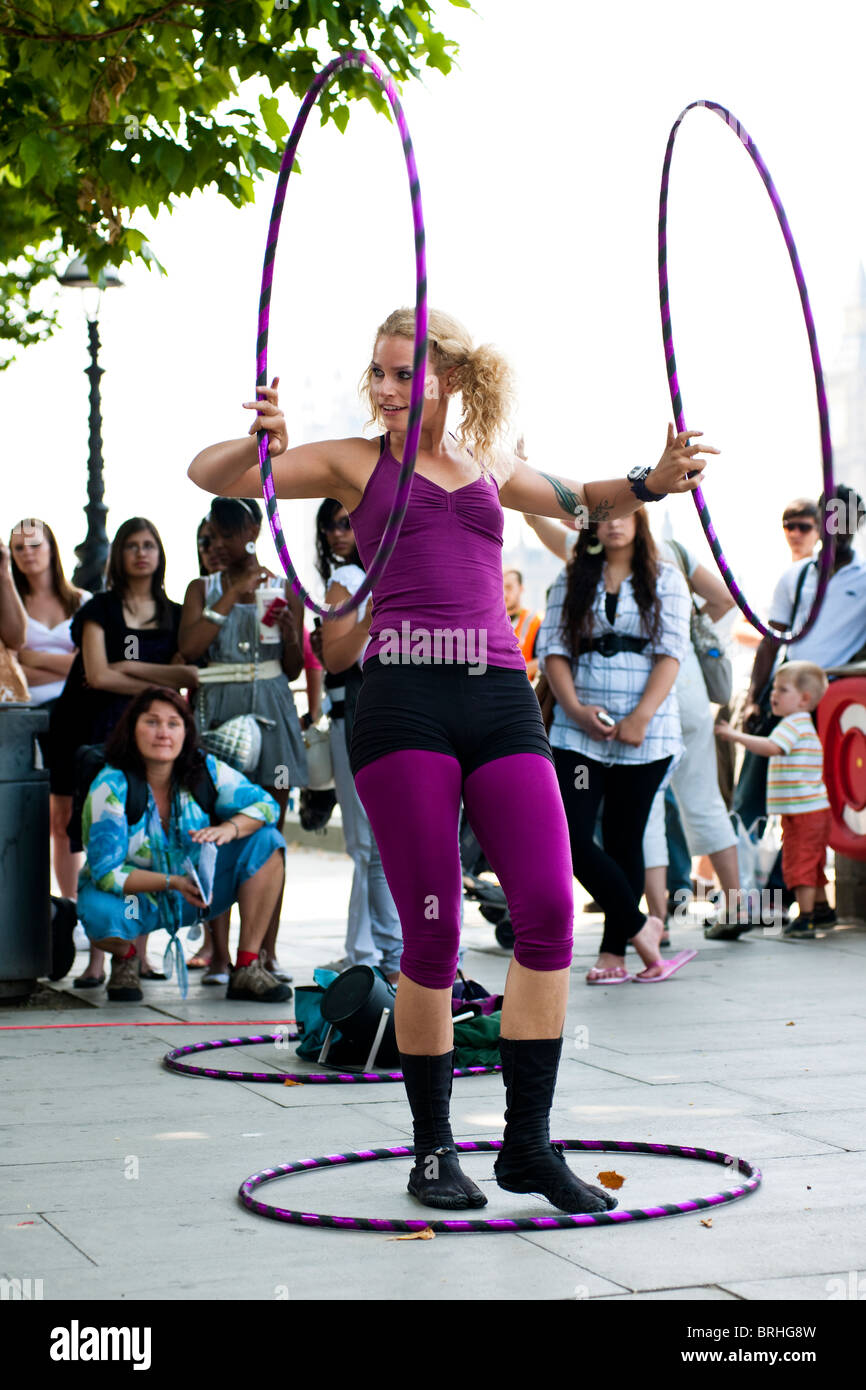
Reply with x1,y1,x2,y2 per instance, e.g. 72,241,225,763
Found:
1,842,865,1303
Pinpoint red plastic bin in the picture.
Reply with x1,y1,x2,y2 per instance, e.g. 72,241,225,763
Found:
817,676,866,861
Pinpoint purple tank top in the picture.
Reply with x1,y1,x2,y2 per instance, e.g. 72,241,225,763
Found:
348,436,526,673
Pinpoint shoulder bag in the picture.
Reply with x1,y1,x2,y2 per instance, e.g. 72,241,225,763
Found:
669,540,733,705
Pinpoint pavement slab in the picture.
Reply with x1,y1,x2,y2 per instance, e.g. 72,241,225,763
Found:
1,846,864,1303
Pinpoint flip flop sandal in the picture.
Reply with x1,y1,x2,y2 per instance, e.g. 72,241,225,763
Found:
633,949,697,983
586,966,633,985
186,956,213,971
139,966,167,980
73,973,105,989
202,969,231,986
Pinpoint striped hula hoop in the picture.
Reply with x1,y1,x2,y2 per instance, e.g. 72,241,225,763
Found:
163,1032,500,1084
659,100,835,643
255,49,428,620
239,1139,762,1233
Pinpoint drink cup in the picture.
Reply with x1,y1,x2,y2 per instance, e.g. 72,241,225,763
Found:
255,587,284,643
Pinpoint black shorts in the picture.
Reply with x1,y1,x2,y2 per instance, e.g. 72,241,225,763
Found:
349,660,553,779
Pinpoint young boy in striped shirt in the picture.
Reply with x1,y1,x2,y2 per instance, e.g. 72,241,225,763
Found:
716,661,831,940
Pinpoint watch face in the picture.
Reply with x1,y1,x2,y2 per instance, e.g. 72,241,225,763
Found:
627,465,647,482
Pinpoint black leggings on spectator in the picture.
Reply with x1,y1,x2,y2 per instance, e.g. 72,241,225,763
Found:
553,749,673,956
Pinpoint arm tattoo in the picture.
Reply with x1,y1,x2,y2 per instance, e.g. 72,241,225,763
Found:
539,472,583,517
588,497,613,523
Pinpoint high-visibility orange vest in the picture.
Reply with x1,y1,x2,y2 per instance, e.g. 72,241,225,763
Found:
512,608,542,667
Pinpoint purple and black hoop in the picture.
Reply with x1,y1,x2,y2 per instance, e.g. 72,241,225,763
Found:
238,1139,762,1232
659,100,835,643
162,1031,500,1084
255,49,427,620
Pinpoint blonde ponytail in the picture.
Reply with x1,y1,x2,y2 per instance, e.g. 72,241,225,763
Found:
360,308,516,483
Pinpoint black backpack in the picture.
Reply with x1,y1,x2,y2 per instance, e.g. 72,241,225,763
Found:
68,744,218,854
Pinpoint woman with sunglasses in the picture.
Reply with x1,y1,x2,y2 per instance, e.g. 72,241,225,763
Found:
189,307,713,1217
313,498,402,982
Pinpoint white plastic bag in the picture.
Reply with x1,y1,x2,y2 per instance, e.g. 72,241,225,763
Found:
730,812,761,896
303,720,335,790
753,815,782,891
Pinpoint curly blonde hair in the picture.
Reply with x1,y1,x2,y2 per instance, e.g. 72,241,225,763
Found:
359,308,516,482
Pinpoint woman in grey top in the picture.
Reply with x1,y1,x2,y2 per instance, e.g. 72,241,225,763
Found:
178,496,308,985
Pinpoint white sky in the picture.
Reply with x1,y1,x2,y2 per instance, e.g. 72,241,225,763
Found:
3,0,865,617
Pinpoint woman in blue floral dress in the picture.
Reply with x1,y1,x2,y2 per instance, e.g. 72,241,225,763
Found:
76,686,290,1004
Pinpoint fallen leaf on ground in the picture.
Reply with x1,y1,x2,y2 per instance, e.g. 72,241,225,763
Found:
700,1218,713,1228
283,1078,303,1086
597,1170,626,1190
786,1021,796,1027
389,1227,435,1240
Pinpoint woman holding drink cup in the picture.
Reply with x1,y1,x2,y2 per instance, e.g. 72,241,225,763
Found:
178,496,308,981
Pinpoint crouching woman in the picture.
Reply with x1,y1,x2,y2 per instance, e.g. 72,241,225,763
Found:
76,686,290,1004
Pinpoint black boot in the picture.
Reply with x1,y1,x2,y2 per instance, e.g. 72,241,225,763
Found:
400,1051,488,1210
494,1037,618,1214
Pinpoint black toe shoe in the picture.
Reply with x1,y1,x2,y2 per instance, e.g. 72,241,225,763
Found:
495,1143,617,1214
407,1147,488,1210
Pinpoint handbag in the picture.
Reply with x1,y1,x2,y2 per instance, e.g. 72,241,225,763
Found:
198,647,268,775
534,672,556,733
200,713,263,774
669,541,733,705
302,719,334,789
299,786,338,832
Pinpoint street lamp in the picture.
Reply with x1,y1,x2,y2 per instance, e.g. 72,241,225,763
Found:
57,256,123,591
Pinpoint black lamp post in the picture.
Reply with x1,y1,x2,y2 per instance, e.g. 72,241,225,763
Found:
57,257,123,592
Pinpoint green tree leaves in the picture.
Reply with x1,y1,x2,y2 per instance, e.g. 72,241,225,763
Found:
0,1,461,365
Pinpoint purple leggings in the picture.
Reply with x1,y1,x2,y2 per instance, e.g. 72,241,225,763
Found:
353,750,574,989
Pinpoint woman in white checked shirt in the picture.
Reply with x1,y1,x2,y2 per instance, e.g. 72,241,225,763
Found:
537,508,692,983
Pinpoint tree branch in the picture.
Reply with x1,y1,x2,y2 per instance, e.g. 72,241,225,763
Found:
2,2,190,42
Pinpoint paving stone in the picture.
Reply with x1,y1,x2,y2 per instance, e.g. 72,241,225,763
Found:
596,1285,739,1300
2,846,864,1302
720,1271,866,1300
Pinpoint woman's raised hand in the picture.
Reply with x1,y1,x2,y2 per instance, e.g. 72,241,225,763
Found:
243,376,287,457
653,424,719,495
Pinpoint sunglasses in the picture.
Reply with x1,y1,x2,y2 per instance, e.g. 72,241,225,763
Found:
783,520,817,534
325,518,352,534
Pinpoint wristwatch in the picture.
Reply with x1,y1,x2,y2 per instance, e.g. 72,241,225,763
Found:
627,465,666,502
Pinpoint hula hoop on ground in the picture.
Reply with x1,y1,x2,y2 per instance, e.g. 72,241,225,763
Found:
256,49,428,620
659,100,835,643
162,1032,500,1084
238,1139,762,1232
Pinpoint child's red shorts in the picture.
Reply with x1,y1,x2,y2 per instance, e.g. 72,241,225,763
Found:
781,808,832,888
